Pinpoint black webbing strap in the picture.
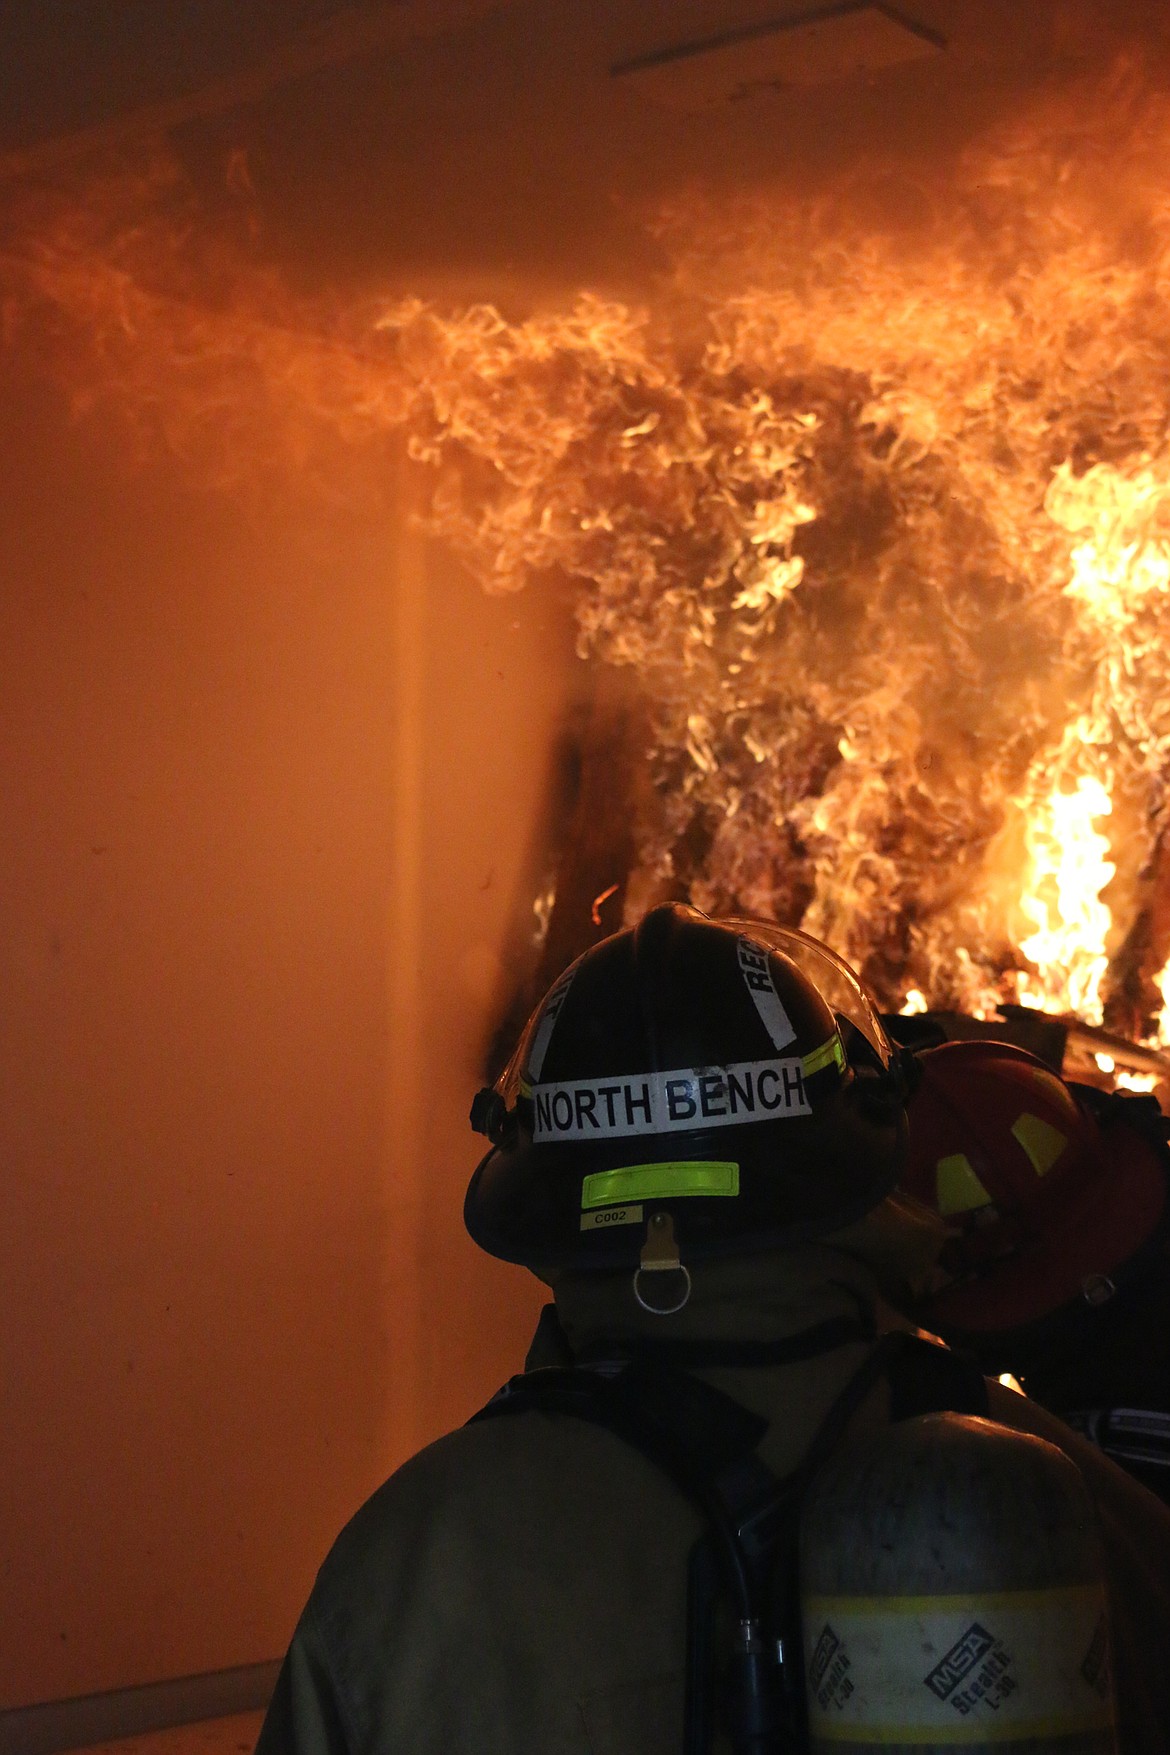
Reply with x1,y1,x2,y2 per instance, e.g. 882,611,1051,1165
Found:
887,1332,989,1422
472,1358,791,1755
471,1359,772,1512
474,1330,989,1592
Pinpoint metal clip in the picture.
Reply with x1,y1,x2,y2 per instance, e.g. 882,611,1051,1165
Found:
633,1212,692,1315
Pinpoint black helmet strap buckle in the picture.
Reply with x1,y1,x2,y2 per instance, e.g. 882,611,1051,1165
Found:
634,1212,692,1316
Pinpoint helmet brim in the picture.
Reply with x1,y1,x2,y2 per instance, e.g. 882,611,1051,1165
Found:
465,1087,907,1271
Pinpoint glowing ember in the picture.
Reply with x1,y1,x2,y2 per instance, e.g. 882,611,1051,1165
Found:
590,884,620,927
7,65,1170,1043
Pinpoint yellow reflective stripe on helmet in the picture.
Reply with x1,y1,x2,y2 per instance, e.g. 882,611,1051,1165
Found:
581,1161,739,1210
935,1152,993,1215
1012,1110,1068,1177
802,1034,846,1078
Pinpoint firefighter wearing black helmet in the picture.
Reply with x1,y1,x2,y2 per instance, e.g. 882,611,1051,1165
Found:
256,906,1170,1755
466,903,907,1278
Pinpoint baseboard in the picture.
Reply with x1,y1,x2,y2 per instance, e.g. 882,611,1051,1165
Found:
0,1660,280,1755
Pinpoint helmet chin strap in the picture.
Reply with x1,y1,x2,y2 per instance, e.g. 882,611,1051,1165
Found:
633,1211,692,1316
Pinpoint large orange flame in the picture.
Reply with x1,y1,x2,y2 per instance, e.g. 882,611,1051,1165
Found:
7,66,1170,1038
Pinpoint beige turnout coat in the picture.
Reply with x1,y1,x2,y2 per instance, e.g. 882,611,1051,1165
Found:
256,1237,1170,1755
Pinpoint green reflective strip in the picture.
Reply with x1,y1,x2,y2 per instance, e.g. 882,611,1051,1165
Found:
802,1034,845,1078
581,1161,739,1210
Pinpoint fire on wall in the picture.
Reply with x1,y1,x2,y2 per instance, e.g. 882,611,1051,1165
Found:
4,0,1170,1740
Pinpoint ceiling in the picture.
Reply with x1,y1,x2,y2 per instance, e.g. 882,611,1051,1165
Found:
1,1,1168,295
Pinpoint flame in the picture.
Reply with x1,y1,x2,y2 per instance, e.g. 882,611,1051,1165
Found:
1116,1070,1158,1093
1155,956,1170,1047
1013,720,1116,1025
7,66,1170,1041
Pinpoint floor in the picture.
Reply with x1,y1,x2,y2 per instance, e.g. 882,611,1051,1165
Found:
64,1713,264,1755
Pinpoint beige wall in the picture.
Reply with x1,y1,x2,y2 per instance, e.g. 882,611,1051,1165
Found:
0,364,581,1707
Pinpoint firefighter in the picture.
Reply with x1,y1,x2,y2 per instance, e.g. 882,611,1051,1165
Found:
901,1037,1170,1499
255,907,1170,1755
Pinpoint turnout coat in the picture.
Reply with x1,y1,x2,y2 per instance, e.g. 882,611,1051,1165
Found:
255,1230,1170,1755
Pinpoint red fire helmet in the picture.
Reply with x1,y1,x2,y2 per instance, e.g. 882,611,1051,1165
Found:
903,1039,1170,1337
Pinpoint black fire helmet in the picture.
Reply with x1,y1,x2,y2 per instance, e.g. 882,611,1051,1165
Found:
465,903,908,1271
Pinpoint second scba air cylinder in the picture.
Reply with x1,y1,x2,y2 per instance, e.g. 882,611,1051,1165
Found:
799,1412,1118,1753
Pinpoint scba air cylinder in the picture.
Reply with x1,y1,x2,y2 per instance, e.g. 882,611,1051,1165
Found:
799,1413,1118,1753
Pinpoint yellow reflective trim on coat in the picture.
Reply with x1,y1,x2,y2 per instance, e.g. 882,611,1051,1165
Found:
581,1161,739,1209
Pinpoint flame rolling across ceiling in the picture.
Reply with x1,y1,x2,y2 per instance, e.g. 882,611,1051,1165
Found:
7,59,1170,1054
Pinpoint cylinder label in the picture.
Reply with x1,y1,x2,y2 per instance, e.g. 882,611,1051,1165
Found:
802,1584,1115,1743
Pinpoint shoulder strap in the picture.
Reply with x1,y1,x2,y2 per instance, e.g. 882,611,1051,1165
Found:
886,1331,990,1421
472,1359,773,1512
472,1331,988,1551
473,1359,794,1755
